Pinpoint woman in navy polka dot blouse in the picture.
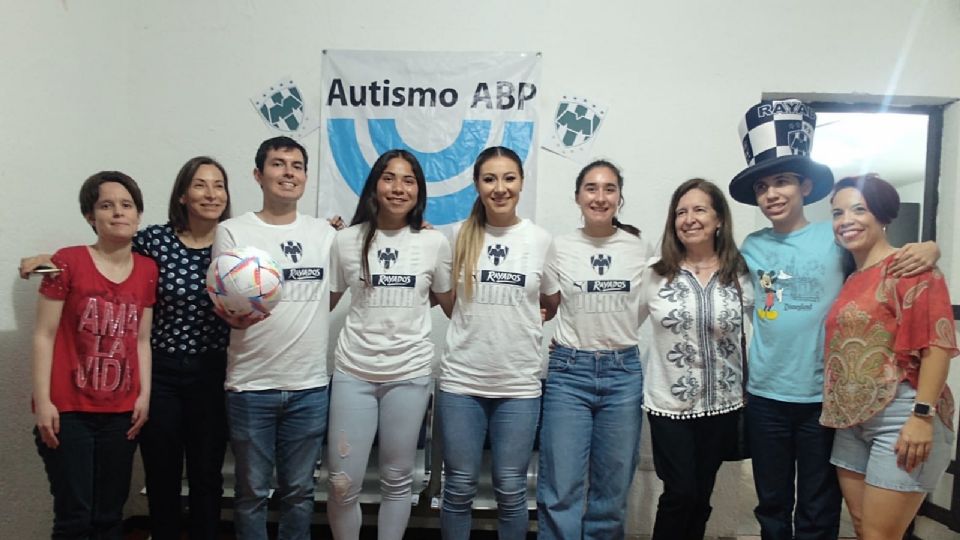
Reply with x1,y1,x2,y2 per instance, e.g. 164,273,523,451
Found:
133,157,233,540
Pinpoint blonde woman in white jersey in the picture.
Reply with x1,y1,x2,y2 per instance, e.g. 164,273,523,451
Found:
537,160,653,540
438,146,552,539
326,150,453,540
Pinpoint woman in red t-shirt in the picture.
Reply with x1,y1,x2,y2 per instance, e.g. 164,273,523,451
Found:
32,171,158,539
822,174,957,540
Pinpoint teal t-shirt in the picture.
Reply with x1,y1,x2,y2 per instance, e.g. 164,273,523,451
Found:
741,221,844,403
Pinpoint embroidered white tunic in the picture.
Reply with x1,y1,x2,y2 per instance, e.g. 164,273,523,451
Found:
638,264,754,419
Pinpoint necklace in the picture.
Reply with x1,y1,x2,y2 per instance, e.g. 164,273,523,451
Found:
684,257,719,274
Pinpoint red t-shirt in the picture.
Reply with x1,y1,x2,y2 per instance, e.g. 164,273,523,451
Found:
38,246,158,413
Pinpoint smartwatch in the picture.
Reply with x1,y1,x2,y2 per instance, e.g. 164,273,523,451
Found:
912,401,936,418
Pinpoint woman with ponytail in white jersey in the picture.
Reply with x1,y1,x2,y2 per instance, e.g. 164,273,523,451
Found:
438,146,552,539
326,150,453,540
537,160,653,540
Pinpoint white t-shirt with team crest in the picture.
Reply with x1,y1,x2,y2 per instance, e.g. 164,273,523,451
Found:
331,224,452,382
543,228,654,350
440,219,552,398
213,212,335,392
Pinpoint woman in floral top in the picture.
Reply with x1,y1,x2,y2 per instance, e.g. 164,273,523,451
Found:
822,174,957,540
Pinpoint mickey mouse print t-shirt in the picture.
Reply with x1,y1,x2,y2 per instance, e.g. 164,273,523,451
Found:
740,220,844,402
440,219,552,398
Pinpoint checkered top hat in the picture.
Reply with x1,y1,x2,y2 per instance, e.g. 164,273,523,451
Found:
728,99,834,206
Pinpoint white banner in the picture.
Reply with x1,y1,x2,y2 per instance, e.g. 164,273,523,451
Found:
318,50,541,227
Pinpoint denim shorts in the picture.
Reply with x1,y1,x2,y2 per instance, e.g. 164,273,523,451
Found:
830,382,955,492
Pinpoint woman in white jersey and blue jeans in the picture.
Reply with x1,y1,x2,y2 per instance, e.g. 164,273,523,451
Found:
326,149,453,540
537,160,653,540
438,146,552,539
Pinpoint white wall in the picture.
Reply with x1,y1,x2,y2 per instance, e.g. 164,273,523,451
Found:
3,1,960,537
933,80,960,519
899,179,926,203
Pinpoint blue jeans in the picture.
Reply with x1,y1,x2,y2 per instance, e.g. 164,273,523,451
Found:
537,345,643,540
438,390,540,540
226,387,328,540
746,393,841,540
34,412,137,540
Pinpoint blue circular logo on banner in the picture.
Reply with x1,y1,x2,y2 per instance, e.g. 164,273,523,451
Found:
328,119,534,225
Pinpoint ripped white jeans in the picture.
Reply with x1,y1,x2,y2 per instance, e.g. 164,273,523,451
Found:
325,370,431,540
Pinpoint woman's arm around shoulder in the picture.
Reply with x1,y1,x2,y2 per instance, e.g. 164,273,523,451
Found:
889,240,940,278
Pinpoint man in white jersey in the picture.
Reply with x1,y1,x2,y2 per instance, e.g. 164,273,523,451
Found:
213,136,336,540
729,99,938,540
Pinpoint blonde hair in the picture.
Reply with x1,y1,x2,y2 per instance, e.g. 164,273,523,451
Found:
452,146,524,301
452,199,487,300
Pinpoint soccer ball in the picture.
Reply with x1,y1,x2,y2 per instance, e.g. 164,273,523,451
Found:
206,247,283,316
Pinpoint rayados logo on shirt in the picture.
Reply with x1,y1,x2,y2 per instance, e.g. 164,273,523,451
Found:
480,270,525,287
487,244,509,266
377,247,399,269
590,253,612,275
588,280,629,292
372,274,416,288
284,267,324,281
574,280,630,293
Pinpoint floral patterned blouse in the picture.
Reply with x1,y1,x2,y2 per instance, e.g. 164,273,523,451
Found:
639,265,753,419
821,254,958,430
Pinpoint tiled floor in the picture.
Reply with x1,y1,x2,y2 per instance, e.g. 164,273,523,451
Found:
122,525,530,539
732,465,957,540
122,516,956,539
122,456,957,539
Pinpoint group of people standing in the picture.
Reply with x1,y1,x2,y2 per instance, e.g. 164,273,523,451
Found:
24,98,956,540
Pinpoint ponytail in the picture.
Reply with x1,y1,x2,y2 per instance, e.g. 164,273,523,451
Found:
452,198,487,301
612,216,640,237
359,222,376,286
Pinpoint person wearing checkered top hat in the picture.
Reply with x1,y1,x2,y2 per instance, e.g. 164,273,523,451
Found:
728,99,940,540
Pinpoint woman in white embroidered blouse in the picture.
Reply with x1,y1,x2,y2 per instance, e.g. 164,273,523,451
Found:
638,178,753,540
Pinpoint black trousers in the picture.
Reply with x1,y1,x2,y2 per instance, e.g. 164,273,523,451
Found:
35,412,137,540
648,411,738,540
138,349,228,540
